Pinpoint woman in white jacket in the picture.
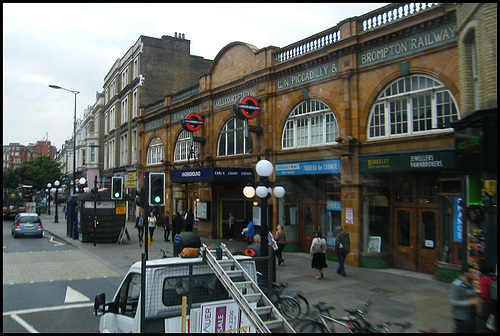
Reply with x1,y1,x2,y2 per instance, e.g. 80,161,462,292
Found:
310,231,328,279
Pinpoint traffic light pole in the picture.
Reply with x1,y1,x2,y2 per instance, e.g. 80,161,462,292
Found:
143,172,149,260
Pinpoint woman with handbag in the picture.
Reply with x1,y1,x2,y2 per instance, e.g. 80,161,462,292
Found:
310,230,328,279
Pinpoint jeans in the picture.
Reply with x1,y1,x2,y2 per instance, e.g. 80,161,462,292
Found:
336,251,347,276
149,226,155,241
276,243,285,264
137,226,144,241
164,226,170,241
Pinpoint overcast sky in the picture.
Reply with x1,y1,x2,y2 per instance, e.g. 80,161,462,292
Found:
3,3,388,150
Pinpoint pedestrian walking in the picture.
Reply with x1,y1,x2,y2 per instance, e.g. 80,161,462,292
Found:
310,230,328,279
334,225,350,277
450,263,482,333
135,211,144,245
148,211,157,242
185,208,194,232
163,211,171,242
172,212,183,240
274,224,286,266
228,212,236,241
241,218,254,244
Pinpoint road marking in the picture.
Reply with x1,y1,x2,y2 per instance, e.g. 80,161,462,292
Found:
10,314,39,333
3,302,94,316
64,286,90,303
48,235,64,246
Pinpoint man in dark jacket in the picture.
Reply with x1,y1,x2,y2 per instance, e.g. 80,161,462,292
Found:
334,225,350,277
185,208,194,231
172,212,184,240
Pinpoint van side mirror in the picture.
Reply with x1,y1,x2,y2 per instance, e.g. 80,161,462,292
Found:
94,293,106,316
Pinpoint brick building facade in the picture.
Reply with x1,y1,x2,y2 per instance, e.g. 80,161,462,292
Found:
138,3,468,274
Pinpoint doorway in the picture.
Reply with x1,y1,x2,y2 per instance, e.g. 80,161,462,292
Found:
300,203,329,252
392,207,439,273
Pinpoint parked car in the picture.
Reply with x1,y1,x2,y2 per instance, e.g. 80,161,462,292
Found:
12,213,43,238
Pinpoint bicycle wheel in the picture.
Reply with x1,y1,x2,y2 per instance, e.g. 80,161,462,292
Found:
277,297,301,320
295,293,310,316
297,319,329,333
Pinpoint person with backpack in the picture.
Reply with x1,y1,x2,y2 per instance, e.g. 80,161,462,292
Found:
334,225,350,277
310,230,328,279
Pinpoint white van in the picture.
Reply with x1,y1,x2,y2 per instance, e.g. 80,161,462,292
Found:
94,254,258,333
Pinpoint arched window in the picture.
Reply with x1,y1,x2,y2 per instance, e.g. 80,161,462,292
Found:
282,99,339,149
174,130,198,162
217,118,253,156
147,137,164,165
367,75,459,139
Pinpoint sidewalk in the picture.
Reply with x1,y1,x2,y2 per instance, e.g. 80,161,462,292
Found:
39,212,453,332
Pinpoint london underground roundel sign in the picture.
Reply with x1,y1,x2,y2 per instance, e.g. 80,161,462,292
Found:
234,96,260,120
181,113,204,132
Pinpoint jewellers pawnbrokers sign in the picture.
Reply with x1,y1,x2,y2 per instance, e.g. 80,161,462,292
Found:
359,151,455,172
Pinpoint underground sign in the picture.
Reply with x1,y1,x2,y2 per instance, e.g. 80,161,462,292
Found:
181,113,204,132
234,96,260,120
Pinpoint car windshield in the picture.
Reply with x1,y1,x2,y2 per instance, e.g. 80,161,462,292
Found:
19,216,39,223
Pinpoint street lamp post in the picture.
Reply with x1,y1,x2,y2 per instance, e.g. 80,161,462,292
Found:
46,183,52,215
54,180,60,223
243,160,286,257
49,85,79,196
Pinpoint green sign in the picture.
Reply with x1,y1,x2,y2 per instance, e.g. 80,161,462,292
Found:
359,151,455,172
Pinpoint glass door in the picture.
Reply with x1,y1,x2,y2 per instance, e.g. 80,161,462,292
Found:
392,208,417,271
301,205,315,251
418,209,439,274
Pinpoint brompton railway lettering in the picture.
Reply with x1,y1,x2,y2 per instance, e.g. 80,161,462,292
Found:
360,24,456,67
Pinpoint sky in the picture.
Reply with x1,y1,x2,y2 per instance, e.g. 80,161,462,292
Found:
3,3,388,150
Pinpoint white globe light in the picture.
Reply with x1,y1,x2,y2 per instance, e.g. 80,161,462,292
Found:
79,177,86,185
256,185,269,199
273,185,286,198
47,183,52,188
243,186,255,199
256,160,274,177
54,180,60,187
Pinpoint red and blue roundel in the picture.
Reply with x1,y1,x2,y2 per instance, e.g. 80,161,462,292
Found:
181,113,204,132
234,96,260,120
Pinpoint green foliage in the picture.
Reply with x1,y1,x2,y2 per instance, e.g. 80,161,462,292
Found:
3,156,65,192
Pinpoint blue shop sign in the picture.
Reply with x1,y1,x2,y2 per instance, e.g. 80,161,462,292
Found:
275,159,341,176
327,201,342,211
453,196,463,242
171,168,253,182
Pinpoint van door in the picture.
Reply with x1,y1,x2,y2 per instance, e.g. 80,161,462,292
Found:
100,273,141,333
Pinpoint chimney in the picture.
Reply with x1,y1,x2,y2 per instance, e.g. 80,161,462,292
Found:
175,32,177,38
182,33,185,39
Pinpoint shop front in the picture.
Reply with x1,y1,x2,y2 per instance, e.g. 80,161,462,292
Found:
170,167,253,238
359,149,459,274
275,158,341,253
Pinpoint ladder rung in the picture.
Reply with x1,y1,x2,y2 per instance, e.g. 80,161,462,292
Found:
226,270,243,277
264,319,285,330
234,281,252,289
255,306,273,314
243,293,262,302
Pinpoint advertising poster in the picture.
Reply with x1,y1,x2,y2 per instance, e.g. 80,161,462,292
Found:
345,207,354,225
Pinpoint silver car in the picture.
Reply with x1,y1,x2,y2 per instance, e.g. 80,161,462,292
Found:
12,213,43,238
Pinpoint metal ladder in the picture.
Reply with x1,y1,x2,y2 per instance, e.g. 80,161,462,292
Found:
201,243,295,333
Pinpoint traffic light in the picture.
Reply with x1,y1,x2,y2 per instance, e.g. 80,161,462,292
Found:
149,173,165,206
135,187,146,208
111,176,123,200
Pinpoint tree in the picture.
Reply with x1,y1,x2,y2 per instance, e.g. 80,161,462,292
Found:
12,156,65,192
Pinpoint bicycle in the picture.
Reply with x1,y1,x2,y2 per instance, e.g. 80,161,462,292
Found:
296,301,412,333
159,248,173,258
272,282,310,317
256,273,302,320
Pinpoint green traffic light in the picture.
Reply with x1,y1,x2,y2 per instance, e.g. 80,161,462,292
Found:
115,192,121,198
154,196,161,203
